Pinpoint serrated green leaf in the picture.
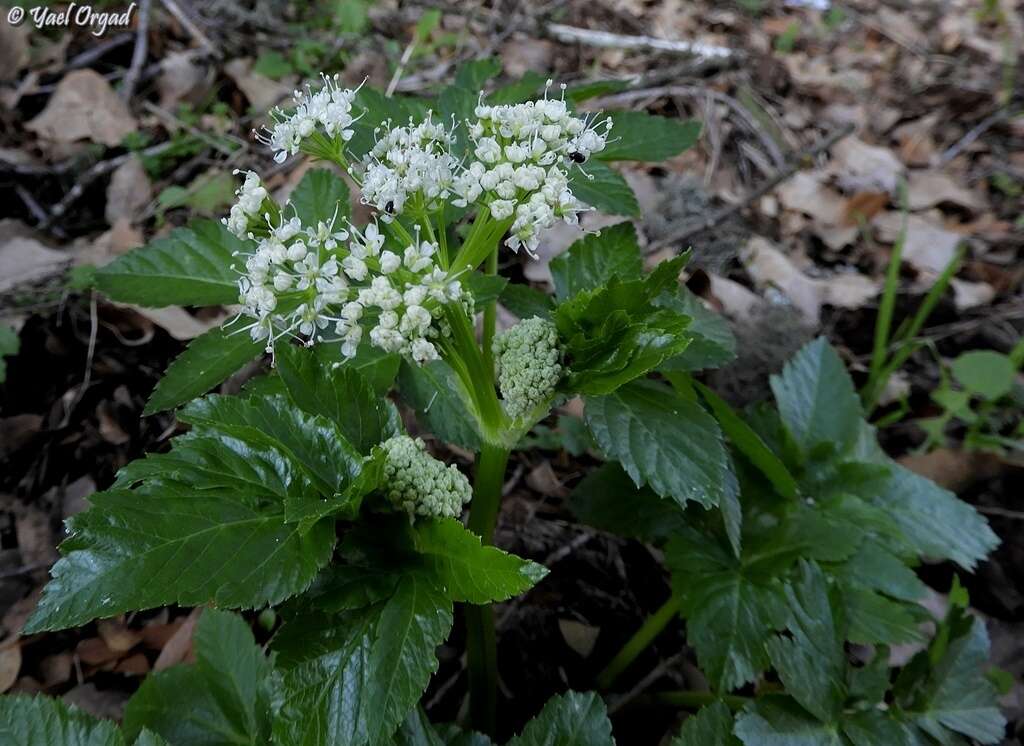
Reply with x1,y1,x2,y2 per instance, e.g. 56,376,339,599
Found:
275,343,400,453
95,220,245,307
123,610,273,745
950,350,1015,400
549,222,643,301
694,382,798,499
569,160,639,216
144,325,263,414
564,79,630,103
289,167,350,226
657,288,737,371
833,541,927,603
839,711,915,746
735,696,843,746
857,463,998,571
570,462,689,543
394,708,448,746
180,394,362,495
413,518,547,603
672,702,741,745
842,587,926,645
499,283,555,320
398,360,481,449
556,254,693,394
506,691,615,746
464,272,509,306
909,618,1006,744
273,573,453,746
666,530,791,691
0,694,126,745
599,112,701,161
769,337,862,457
585,379,727,508
766,562,845,723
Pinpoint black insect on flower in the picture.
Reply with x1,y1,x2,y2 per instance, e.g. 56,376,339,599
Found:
385,200,395,214
569,151,587,164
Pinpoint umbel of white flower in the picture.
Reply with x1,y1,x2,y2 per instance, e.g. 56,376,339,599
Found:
380,435,472,519
453,85,613,256
227,173,463,363
224,75,612,365
360,114,459,219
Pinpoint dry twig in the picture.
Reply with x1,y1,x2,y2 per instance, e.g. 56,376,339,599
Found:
121,0,153,102
547,23,734,63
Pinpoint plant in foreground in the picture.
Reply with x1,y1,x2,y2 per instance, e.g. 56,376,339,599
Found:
0,60,1005,746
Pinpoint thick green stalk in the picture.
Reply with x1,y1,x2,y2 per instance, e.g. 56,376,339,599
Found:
466,443,511,735
597,595,681,689
482,248,499,374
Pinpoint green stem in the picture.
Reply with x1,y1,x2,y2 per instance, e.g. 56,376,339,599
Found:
482,248,499,374
466,443,511,735
597,595,681,689
443,306,505,442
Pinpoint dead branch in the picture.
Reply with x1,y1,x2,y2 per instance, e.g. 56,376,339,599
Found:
546,23,735,63
121,0,153,102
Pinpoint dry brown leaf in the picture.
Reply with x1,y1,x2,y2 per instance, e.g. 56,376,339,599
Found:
0,232,70,296
500,36,554,77
115,653,151,677
1,589,40,640
842,192,889,226
157,51,212,109
893,114,940,167
906,170,986,212
105,156,153,226
60,475,96,519
558,619,600,658
39,653,73,687
0,645,21,693
96,401,130,445
154,608,202,671
830,137,905,194
224,58,295,113
898,448,1001,493
708,274,760,321
14,504,57,571
75,219,143,267
950,278,996,311
741,237,878,323
526,461,569,498
873,212,961,276
783,54,871,96
98,618,143,653
26,70,137,147
62,683,128,720
121,305,225,341
776,172,846,224
0,414,42,459
75,638,119,667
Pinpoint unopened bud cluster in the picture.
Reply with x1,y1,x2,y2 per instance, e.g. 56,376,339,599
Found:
493,317,564,419
380,435,472,519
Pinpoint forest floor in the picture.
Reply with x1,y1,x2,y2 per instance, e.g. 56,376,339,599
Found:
0,0,1022,742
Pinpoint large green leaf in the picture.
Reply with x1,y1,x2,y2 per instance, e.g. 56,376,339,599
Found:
666,529,794,691
180,394,363,496
273,573,453,746
275,343,400,453
585,379,727,508
769,337,862,457
657,289,737,371
24,396,356,632
398,360,481,450
570,462,689,543
144,325,264,414
506,691,615,746
857,463,998,571
599,112,701,162
123,610,274,745
569,160,639,217
289,168,350,226
908,618,1006,744
549,222,643,302
556,255,693,394
95,219,245,307
842,587,926,646
499,284,555,321
765,562,845,724
672,702,741,746
413,518,547,604
694,382,798,500
735,696,843,746
0,695,126,745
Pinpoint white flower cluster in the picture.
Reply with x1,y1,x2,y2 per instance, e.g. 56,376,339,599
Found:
224,170,268,238
232,202,465,364
257,75,360,163
452,84,612,256
360,114,458,219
